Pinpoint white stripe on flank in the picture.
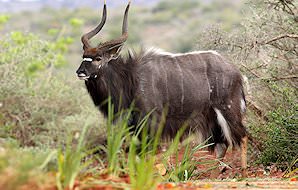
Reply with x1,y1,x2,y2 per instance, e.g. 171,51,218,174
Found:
214,108,233,146
174,59,185,112
206,69,211,100
240,98,246,113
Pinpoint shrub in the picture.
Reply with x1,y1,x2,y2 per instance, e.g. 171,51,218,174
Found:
258,83,297,167
0,32,99,148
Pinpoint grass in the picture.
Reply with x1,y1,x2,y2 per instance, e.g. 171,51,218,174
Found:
165,138,214,182
56,122,93,190
127,113,165,190
103,99,133,175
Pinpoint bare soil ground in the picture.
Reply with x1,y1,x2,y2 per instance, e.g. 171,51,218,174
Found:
7,149,297,190
156,149,297,190
157,181,298,190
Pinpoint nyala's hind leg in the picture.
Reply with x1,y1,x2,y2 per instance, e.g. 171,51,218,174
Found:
215,143,231,173
241,136,248,177
215,143,227,159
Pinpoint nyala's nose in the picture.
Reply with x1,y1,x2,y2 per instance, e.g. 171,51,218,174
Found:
76,69,89,80
76,68,85,76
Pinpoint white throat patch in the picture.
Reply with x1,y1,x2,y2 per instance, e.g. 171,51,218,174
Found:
83,58,93,62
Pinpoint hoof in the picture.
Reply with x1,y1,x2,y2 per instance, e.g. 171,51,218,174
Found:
241,168,247,178
219,162,232,173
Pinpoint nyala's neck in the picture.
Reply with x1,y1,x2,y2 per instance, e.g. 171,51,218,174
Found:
85,56,138,116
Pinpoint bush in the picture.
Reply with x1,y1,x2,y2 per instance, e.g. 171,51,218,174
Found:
258,83,297,167
0,32,99,148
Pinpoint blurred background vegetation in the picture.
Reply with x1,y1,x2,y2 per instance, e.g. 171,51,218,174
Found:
0,0,297,183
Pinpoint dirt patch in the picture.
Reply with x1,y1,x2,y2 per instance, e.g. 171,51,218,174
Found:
157,181,298,190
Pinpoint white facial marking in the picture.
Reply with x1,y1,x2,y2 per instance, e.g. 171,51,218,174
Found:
78,76,90,81
227,105,231,109
214,108,233,146
83,58,93,62
78,73,89,80
78,73,86,77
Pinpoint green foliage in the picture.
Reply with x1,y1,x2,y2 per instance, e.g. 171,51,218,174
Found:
0,32,98,148
127,113,166,190
0,31,71,76
52,36,74,53
257,83,297,167
0,142,56,190
166,140,212,182
56,124,92,190
284,157,298,178
10,31,32,44
47,28,60,36
127,115,213,188
0,15,10,25
69,18,84,28
101,99,132,175
153,0,199,14
150,0,199,25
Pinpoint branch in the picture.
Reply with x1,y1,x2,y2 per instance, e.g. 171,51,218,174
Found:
263,34,298,45
261,75,298,81
246,100,268,121
267,0,296,16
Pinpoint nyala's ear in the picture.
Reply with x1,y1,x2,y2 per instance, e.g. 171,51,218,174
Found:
107,44,123,59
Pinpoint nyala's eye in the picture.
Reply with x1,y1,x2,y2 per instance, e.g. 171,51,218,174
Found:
95,57,102,61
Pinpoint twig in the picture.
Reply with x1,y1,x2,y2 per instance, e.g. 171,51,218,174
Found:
247,131,264,152
246,99,268,121
240,64,261,78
